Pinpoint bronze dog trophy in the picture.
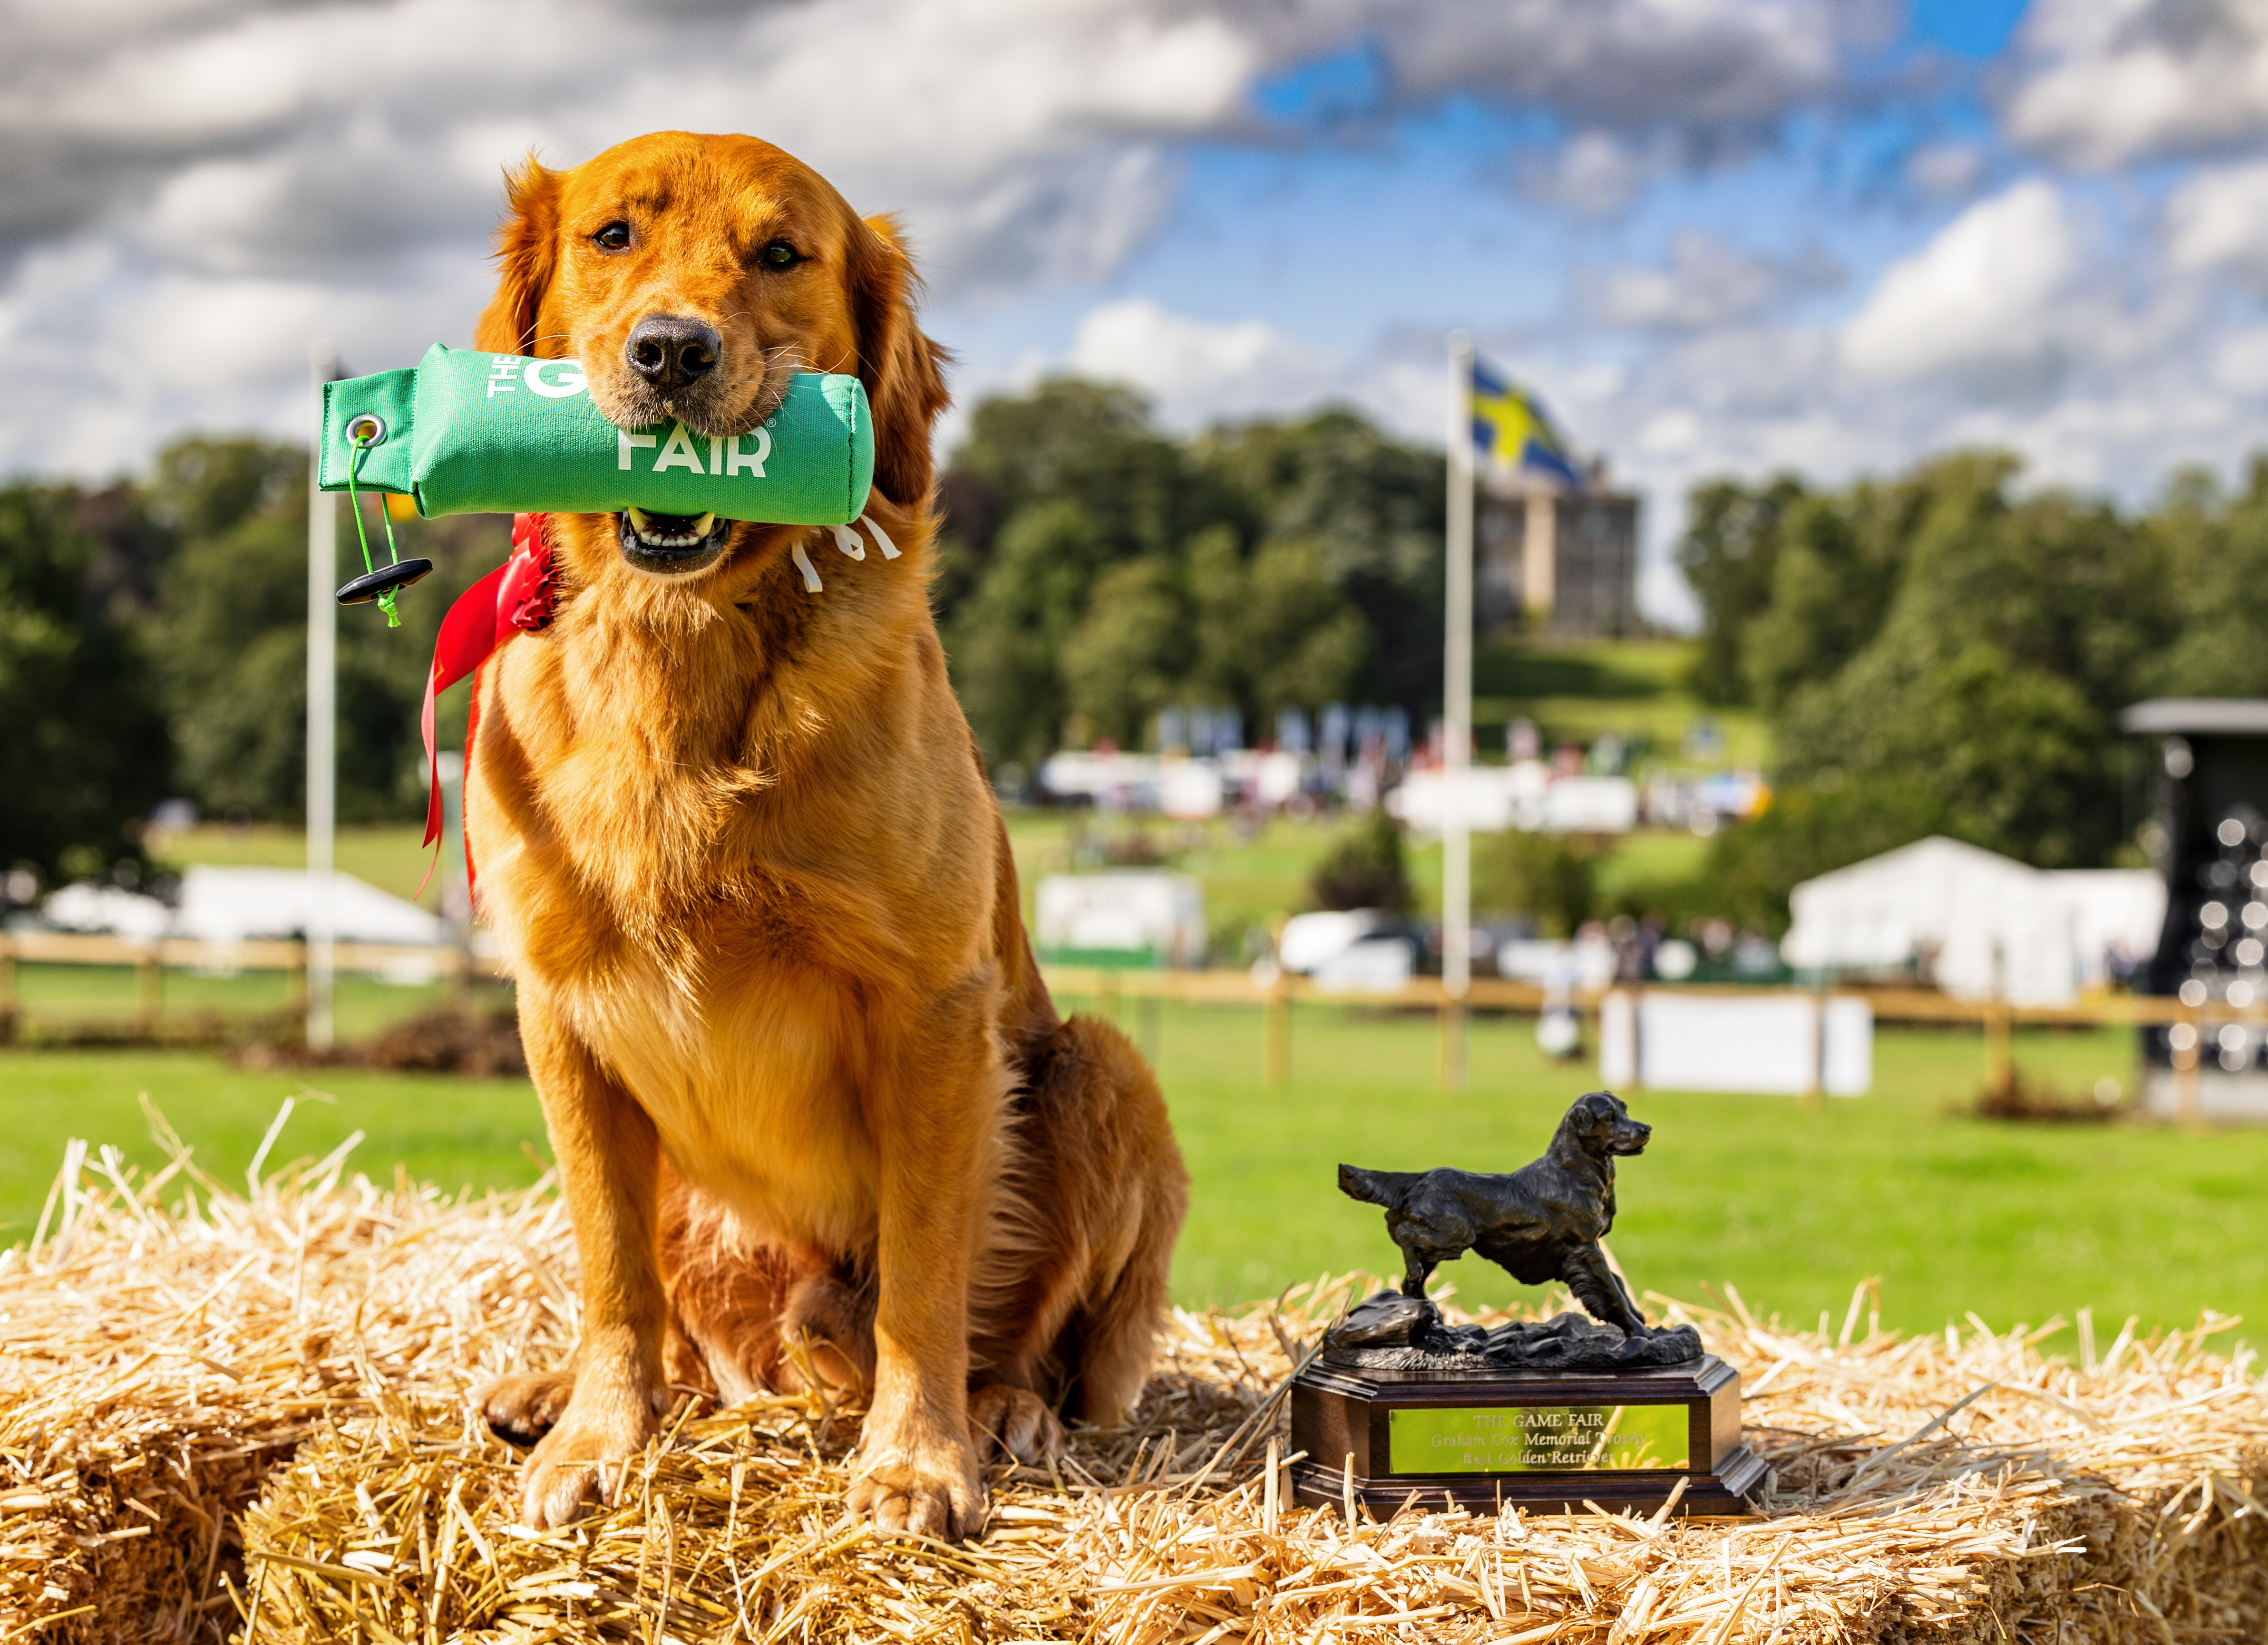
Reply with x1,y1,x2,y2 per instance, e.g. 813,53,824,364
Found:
1290,1091,1762,1516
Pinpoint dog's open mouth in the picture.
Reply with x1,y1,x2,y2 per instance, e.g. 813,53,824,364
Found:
616,507,732,575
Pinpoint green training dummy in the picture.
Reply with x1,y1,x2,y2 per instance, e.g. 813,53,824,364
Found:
320,343,874,521
315,344,876,622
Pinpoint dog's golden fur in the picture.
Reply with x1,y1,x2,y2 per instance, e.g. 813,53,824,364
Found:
460,132,1187,1538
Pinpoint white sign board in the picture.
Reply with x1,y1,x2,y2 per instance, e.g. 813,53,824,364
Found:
1597,990,1872,1096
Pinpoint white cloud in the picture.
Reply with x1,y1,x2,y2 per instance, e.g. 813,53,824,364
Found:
2005,0,2268,166
1839,181,2078,389
1067,298,1344,426
0,0,1894,477
1590,232,1837,330
2210,324,2268,394
2166,158,2268,281
1515,130,1671,216
1906,140,1988,199
1380,0,1861,129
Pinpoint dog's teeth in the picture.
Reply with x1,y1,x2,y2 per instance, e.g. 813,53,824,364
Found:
691,512,715,536
627,507,652,532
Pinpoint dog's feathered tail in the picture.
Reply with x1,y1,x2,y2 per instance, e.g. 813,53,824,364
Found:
1337,1163,1423,1210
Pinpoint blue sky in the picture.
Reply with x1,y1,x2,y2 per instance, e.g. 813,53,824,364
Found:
8,0,2268,624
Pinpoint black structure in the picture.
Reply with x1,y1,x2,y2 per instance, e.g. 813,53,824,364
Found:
2121,698,2268,1120
1292,1091,1758,1517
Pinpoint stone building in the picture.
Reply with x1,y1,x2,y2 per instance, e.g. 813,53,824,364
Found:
1475,469,1641,638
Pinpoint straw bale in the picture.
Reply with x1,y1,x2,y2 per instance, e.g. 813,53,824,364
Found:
0,1108,2262,1644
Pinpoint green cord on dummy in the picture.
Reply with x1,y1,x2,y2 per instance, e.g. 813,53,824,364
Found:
341,419,413,626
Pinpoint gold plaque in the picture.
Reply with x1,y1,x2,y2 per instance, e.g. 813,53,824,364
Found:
1386,1403,1690,1474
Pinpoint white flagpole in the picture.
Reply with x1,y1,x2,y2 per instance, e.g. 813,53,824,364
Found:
306,345,338,1053
1442,331,1475,1092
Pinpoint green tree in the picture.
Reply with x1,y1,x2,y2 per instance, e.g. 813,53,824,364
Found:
1061,557,1189,748
1684,450,2177,871
1771,460,2172,866
1186,529,1369,730
146,436,509,823
153,442,311,819
1306,810,1413,914
0,484,171,886
2148,459,2268,698
1676,475,1805,705
1475,831,1602,937
1696,778,1949,937
938,383,1444,765
1197,409,1443,711
934,380,1203,624
1739,477,1924,710
947,499,1108,770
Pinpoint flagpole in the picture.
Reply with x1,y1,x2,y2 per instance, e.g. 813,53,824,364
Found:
1442,330,1475,1093
307,344,338,1053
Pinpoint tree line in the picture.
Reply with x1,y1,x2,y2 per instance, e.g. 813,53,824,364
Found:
0,381,1446,889
6,383,2265,925
1658,451,2268,931
934,380,1445,775
0,439,505,887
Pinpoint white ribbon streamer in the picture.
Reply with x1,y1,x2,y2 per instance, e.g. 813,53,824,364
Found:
858,513,900,560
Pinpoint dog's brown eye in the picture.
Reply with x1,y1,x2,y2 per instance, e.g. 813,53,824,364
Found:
759,240,799,270
593,221,632,251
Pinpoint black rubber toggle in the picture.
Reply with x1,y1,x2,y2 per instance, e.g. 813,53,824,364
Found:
337,559,435,606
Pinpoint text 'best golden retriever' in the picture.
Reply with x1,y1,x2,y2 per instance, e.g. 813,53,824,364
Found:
461,131,1187,1539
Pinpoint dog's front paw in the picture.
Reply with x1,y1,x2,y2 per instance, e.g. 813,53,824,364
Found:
517,1400,661,1530
476,1370,576,1447
848,1434,983,1539
967,1384,1065,1467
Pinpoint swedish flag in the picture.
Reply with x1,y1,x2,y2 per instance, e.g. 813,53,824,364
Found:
1470,358,1582,486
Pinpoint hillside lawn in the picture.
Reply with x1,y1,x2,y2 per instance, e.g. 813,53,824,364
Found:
4,1004,2259,1353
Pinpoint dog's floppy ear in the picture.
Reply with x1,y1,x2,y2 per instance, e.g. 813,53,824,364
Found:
849,213,951,507
1573,1091,1617,1130
473,155,562,358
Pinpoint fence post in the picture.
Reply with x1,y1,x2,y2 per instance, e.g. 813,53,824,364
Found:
1801,989,1823,1112
136,944,162,1038
1983,1001,2013,1102
1438,989,1466,1093
1265,973,1292,1090
2175,999,2203,1128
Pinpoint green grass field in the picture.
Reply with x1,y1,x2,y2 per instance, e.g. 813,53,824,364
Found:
1471,637,1771,770
44,638,2251,1350
5,1006,2259,1347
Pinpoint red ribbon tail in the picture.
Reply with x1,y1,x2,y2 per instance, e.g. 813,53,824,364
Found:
419,558,513,898
416,513,552,907
464,658,487,907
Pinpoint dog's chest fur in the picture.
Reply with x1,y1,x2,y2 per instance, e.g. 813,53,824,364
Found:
467,557,998,1257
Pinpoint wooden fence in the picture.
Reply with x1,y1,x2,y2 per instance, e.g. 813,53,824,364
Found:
0,930,496,1042
0,933,2229,1119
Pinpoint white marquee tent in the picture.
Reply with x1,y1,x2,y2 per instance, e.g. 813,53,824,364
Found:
42,865,444,947
1781,836,2163,1006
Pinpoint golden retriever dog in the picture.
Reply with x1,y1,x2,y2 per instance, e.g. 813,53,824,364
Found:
462,131,1187,1539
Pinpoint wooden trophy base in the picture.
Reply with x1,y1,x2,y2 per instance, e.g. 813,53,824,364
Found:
1289,1354,1764,1518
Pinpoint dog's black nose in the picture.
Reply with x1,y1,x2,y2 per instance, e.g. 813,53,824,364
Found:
626,315,720,389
